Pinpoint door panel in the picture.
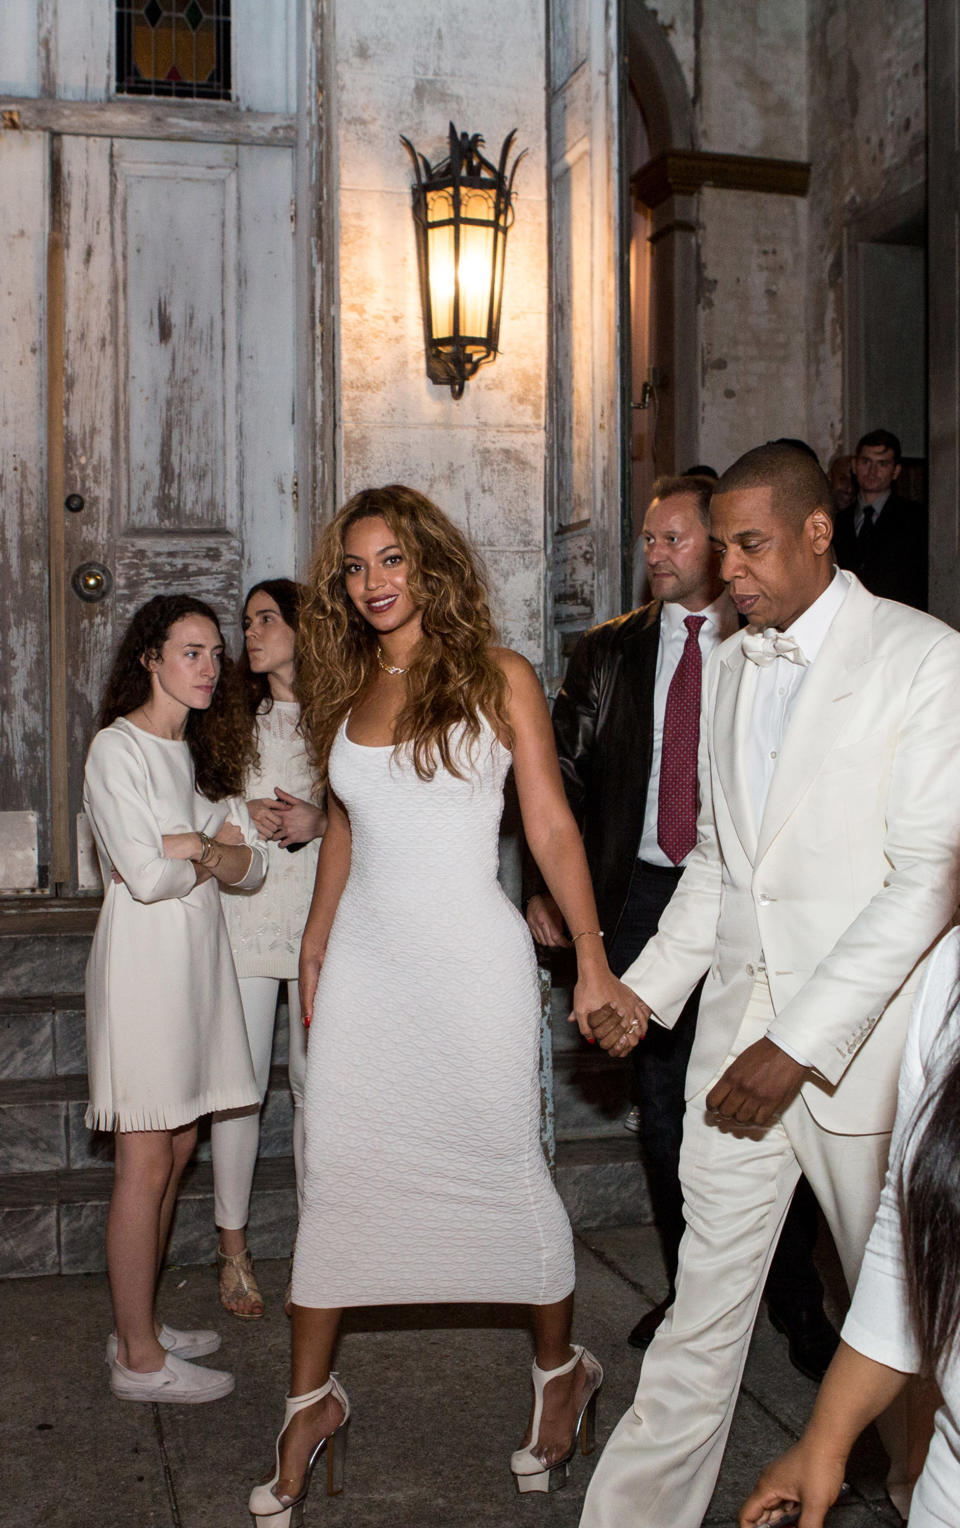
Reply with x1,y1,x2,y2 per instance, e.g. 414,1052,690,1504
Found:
59,134,295,892
0,129,49,889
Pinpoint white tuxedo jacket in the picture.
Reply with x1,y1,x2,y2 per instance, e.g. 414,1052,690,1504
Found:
623,576,960,1134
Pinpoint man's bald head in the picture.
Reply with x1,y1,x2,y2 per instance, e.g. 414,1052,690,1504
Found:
714,443,834,531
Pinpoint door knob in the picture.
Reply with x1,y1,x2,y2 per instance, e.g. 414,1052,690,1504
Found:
71,562,113,602
65,493,84,512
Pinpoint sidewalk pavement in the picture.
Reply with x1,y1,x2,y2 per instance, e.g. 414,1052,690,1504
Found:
1,1225,901,1528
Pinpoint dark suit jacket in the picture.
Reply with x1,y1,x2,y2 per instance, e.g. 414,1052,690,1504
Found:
527,602,662,945
832,493,927,610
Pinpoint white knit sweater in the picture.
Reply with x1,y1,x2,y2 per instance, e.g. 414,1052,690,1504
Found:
221,700,321,979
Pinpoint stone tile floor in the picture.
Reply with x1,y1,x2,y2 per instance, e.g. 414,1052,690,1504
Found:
1,1225,902,1528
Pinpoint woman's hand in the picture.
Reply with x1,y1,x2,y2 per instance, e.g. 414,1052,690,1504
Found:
526,892,571,948
738,1438,846,1527
273,789,327,847
247,796,284,839
298,940,327,1030
216,821,244,848
569,969,650,1045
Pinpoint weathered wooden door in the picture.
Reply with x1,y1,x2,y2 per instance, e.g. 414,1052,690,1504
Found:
0,2,309,894
58,131,296,889
545,0,626,686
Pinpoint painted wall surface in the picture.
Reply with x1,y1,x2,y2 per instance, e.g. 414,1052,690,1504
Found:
332,0,549,662
805,0,926,460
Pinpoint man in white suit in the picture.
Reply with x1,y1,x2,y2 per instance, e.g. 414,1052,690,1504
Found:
579,443,960,1528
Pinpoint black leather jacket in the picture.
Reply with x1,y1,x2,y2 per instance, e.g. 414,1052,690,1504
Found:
528,602,662,948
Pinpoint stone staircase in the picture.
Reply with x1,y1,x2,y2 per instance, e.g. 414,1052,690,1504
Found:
0,900,650,1279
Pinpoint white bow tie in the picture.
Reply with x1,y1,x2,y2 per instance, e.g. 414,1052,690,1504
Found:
741,627,808,668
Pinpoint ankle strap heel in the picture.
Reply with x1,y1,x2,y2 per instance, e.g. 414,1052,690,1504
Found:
510,1345,603,1494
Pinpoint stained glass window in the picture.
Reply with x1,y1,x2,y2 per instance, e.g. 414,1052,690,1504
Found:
115,2,231,101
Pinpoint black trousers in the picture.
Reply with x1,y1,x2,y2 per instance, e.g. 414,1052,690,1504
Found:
607,859,823,1312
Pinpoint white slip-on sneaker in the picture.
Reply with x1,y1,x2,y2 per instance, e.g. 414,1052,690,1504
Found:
110,1352,234,1404
104,1323,221,1366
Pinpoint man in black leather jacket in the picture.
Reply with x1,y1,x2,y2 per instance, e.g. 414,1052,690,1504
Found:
527,474,838,1379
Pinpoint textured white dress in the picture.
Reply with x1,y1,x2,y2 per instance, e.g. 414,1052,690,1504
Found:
293,719,575,1307
842,927,960,1528
221,700,321,979
83,718,265,1132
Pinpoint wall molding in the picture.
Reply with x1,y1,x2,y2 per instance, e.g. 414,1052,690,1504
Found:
632,149,810,210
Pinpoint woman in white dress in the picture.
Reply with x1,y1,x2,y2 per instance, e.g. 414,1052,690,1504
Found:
213,579,325,1318
84,594,267,1405
739,925,960,1528
249,486,650,1524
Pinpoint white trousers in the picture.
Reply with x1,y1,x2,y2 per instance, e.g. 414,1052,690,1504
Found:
210,976,307,1230
580,976,893,1528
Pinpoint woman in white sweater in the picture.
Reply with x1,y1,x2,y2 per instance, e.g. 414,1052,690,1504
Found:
739,925,960,1528
84,594,266,1405
212,579,325,1318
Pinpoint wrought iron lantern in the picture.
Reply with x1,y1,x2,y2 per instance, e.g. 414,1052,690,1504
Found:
401,123,525,399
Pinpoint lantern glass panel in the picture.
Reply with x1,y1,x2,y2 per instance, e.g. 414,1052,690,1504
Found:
458,187,497,340
425,188,456,341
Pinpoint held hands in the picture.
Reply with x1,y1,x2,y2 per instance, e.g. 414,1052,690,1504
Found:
738,1438,847,1527
587,1000,651,1055
525,892,571,948
706,1037,806,1129
570,976,650,1048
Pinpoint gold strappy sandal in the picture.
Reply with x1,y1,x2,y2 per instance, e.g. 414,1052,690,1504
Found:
217,1244,265,1320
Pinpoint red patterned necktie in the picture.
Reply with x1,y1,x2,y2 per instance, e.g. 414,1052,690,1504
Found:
657,615,707,865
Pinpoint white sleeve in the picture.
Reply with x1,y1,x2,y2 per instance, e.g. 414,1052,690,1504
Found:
83,731,197,904
222,794,268,890
841,928,960,1372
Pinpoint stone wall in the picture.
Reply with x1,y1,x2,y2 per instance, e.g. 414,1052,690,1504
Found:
331,0,549,661
805,0,926,461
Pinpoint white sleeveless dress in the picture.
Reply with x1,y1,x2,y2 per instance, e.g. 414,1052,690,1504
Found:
292,719,575,1307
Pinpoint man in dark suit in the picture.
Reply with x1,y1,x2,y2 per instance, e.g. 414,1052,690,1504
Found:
527,474,836,1376
832,429,927,609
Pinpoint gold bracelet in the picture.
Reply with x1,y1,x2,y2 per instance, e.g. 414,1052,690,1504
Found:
197,832,214,864
572,929,604,942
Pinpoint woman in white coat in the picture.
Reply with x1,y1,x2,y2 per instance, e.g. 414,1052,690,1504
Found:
739,925,960,1527
83,594,266,1405
212,579,325,1318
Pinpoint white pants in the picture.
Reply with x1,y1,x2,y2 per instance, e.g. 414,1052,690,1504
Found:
580,977,894,1528
210,976,307,1230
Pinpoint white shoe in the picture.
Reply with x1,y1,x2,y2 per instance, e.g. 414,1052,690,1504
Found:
510,1345,603,1493
105,1323,221,1367
110,1352,234,1404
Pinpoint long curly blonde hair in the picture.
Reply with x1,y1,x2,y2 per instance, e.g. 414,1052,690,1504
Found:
298,485,512,783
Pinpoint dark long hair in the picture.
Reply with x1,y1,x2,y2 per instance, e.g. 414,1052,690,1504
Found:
899,984,960,1375
98,593,241,800
218,579,305,779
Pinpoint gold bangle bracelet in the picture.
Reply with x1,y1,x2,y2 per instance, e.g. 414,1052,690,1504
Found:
197,832,214,864
572,929,604,942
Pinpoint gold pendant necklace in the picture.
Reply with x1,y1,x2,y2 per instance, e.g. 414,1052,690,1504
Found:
376,645,407,676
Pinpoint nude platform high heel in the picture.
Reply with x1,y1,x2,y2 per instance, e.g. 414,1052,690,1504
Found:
249,1374,350,1527
510,1344,603,1493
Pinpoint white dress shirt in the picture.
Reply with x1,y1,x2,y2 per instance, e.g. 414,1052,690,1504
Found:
743,569,850,824
742,568,850,1066
638,595,738,867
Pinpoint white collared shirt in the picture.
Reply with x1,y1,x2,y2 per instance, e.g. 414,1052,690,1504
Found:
638,595,738,866
743,568,850,828
743,568,850,1069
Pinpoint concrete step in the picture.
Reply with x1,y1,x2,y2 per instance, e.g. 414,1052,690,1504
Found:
0,1157,298,1278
